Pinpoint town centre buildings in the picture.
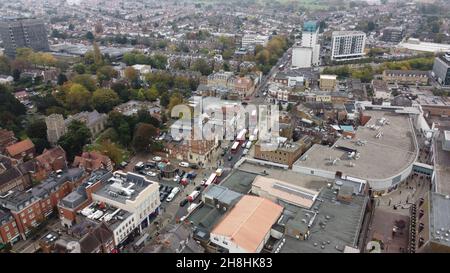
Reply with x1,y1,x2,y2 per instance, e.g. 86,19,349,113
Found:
293,105,422,195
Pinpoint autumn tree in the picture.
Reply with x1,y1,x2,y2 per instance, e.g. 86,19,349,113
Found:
124,66,138,82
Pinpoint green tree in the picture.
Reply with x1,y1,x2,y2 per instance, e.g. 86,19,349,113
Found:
26,119,50,154
58,120,92,161
12,69,21,82
0,84,26,133
160,92,170,108
111,82,129,101
150,54,167,69
92,88,121,113
117,121,132,147
57,73,68,85
93,42,103,65
66,83,91,110
96,65,118,85
191,59,212,76
86,31,95,41
72,74,97,92
73,63,86,74
0,56,11,75
145,86,159,101
132,123,158,152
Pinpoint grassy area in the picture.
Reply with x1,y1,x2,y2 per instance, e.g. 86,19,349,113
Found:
86,128,130,164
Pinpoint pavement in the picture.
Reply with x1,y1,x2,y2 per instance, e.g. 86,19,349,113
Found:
364,174,431,253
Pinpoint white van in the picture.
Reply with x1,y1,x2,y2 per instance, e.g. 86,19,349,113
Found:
246,141,252,149
166,187,180,202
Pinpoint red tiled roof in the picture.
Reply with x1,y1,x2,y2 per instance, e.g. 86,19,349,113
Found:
6,139,34,157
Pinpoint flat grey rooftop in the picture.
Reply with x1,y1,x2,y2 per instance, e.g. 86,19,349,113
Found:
219,169,257,194
434,140,450,196
187,204,224,232
238,160,332,192
429,192,450,248
294,110,418,181
94,172,154,204
280,188,368,253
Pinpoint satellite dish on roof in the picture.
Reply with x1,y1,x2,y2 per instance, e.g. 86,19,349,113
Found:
335,181,343,186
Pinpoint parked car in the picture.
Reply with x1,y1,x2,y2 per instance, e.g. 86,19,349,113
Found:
160,192,168,201
146,171,157,177
179,199,188,207
190,164,199,169
187,190,200,202
179,162,190,168
152,156,162,162
166,187,180,202
187,171,197,179
146,160,157,168
228,155,233,161
119,161,128,168
200,178,207,186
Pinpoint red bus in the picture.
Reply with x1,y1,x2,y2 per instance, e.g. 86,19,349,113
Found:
231,141,240,153
236,129,247,143
204,173,217,187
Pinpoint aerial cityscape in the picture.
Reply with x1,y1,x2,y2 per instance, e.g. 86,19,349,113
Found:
1,0,450,256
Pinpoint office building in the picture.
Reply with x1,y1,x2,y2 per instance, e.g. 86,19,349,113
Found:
432,53,450,86
292,21,320,68
0,18,50,58
319,74,337,91
382,27,404,43
241,34,269,48
331,31,366,61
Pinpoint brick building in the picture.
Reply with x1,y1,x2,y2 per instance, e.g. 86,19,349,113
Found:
254,136,313,168
0,129,16,154
73,151,114,172
5,139,35,162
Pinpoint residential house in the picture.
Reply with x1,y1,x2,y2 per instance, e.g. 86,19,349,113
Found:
5,139,35,162
73,151,114,172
